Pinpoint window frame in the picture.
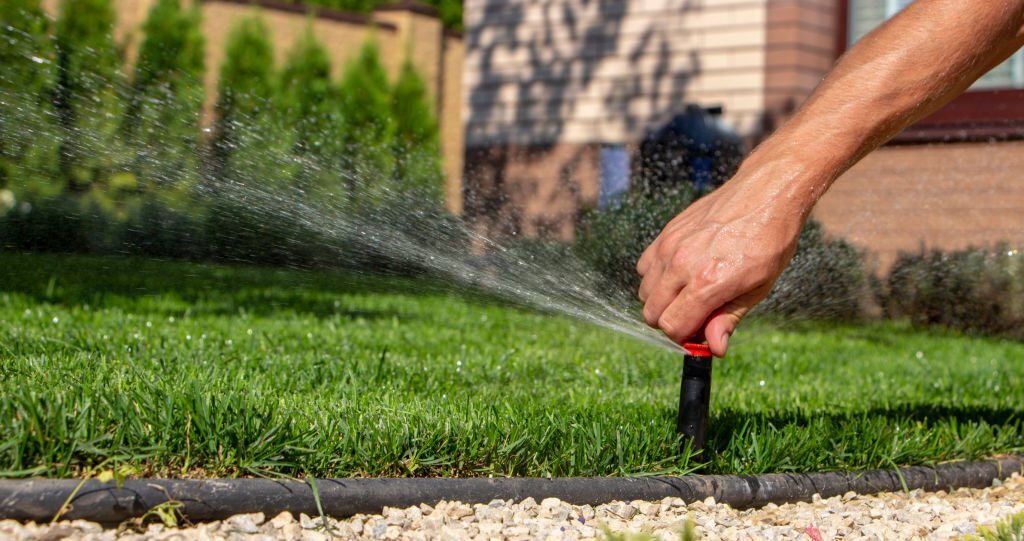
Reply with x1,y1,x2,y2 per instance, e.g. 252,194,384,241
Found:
836,0,1024,143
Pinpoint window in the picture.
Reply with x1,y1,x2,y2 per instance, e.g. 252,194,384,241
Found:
848,0,1024,89
599,145,630,210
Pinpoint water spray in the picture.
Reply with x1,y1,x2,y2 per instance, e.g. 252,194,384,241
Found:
678,342,713,461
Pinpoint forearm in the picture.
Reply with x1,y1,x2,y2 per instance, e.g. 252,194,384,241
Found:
747,0,1024,216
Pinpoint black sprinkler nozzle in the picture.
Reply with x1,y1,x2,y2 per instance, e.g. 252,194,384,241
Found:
678,343,713,460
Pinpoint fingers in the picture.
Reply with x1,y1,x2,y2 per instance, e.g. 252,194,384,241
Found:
654,285,719,346
666,286,767,357
636,235,660,277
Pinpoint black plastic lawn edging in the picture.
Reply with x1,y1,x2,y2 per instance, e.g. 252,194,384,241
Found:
1,456,1021,524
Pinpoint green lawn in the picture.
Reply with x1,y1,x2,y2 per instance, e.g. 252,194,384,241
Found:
0,252,1021,479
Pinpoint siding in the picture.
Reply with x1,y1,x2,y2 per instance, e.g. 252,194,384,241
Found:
463,0,768,146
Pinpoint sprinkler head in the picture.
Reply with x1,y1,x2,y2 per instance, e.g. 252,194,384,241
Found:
683,342,712,357
678,342,713,461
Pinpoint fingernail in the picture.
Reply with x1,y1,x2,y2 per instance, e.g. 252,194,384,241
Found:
720,332,731,356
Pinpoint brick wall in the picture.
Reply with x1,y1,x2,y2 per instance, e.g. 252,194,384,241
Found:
814,140,1024,271
763,0,837,130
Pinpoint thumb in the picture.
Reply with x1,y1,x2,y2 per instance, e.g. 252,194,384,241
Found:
704,294,760,357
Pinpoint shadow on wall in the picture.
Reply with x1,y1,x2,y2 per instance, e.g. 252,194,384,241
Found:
463,0,701,240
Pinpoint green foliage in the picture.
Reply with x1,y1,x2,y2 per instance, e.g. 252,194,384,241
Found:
756,219,868,321
0,0,60,197
881,245,1024,339
210,16,288,188
575,186,699,293
299,0,463,32
425,0,463,32
53,0,128,192
124,0,205,191
391,59,443,200
1,253,1023,479
965,511,1024,541
278,28,341,193
576,187,867,321
338,39,394,204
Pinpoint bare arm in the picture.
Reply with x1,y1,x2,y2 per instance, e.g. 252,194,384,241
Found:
637,0,1024,356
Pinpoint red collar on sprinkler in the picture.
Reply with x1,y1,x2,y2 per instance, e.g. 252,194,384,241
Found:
683,343,712,357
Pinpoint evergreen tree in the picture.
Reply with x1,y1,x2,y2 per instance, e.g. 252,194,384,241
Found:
337,39,394,205
210,15,286,188
125,0,205,191
0,0,59,198
53,0,127,192
278,29,340,193
390,59,443,201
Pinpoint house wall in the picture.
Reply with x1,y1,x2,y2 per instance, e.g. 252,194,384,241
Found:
464,0,769,147
762,0,837,131
814,140,1024,271
462,0,769,239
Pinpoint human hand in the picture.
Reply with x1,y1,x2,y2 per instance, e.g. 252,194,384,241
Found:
636,157,812,357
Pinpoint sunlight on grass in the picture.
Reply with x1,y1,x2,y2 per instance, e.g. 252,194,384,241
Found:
0,253,1022,479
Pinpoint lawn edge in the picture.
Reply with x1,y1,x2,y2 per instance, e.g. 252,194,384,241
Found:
1,456,1021,524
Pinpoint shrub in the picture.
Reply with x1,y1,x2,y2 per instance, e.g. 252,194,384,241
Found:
337,39,394,206
575,186,698,294
881,245,1024,339
124,0,205,191
391,59,444,201
0,0,61,198
755,219,868,321
278,29,342,194
209,16,290,190
53,0,129,193
576,190,868,321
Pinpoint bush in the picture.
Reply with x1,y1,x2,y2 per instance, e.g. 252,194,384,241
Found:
576,190,868,321
209,16,289,190
881,245,1024,339
53,0,129,192
123,0,205,191
575,186,699,293
391,59,444,201
278,29,342,194
337,39,395,205
1,0,61,198
755,219,868,321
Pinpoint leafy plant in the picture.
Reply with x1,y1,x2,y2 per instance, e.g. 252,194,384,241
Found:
278,28,341,194
337,38,394,206
391,59,444,201
124,0,205,192
0,0,60,198
53,0,129,193
881,244,1024,339
964,511,1024,541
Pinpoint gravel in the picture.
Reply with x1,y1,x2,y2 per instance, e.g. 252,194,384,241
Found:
2,473,1022,540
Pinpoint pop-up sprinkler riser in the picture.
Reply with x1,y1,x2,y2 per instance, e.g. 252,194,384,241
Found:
678,342,713,460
